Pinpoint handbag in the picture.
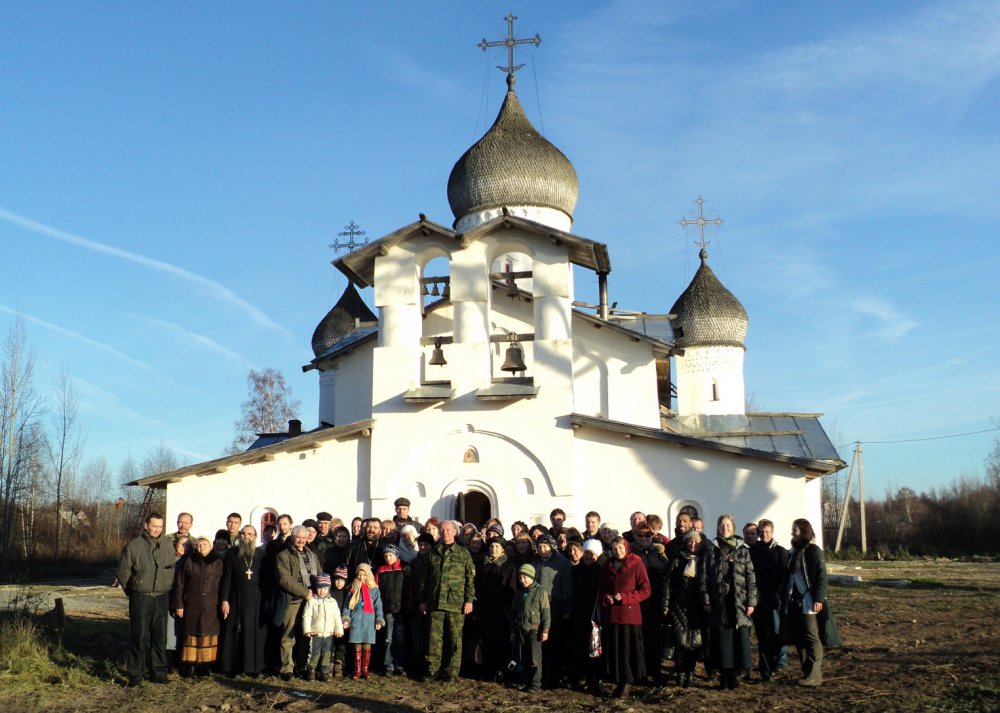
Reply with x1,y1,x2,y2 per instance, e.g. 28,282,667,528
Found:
661,622,676,660
588,598,602,658
676,627,702,651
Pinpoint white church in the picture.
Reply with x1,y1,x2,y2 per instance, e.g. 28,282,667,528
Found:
137,63,845,544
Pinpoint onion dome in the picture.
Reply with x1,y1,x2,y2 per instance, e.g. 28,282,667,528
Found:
669,249,748,349
311,283,377,357
447,76,579,226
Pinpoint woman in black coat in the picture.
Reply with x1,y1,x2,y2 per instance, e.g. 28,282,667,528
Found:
475,539,517,681
663,529,710,687
172,536,224,675
706,514,757,690
783,518,828,687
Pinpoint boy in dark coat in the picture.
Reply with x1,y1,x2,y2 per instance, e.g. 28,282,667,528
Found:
509,563,551,692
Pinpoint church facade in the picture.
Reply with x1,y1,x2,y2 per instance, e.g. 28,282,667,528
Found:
136,74,844,544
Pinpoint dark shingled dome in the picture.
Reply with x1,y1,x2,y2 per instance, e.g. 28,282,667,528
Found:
311,283,377,357
447,81,579,223
670,250,748,349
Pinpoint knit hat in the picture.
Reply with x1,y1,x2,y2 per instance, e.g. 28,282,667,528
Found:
400,524,418,539
583,539,604,557
417,532,435,546
383,544,400,559
600,521,618,533
302,518,318,530
684,529,702,541
518,564,537,580
333,566,349,581
314,574,331,589
487,523,505,537
536,534,557,550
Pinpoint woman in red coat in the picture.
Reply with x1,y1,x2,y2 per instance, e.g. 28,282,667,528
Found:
599,536,651,699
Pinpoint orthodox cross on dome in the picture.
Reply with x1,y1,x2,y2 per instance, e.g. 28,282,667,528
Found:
679,196,724,258
329,220,368,254
479,13,541,82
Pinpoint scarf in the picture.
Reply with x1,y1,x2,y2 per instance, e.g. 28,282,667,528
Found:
296,547,314,589
718,535,738,549
348,565,377,613
681,550,698,578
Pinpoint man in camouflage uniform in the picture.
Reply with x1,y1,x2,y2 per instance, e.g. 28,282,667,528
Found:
419,520,475,682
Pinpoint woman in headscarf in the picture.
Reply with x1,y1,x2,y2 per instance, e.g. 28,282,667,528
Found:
475,538,516,682
663,529,710,687
172,535,224,676
707,514,757,690
598,535,651,699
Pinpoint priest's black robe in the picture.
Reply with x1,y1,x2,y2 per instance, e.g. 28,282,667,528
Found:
220,547,267,674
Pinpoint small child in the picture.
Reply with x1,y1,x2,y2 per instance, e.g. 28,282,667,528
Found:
342,562,384,680
301,574,344,681
509,563,550,692
330,567,349,676
374,545,407,675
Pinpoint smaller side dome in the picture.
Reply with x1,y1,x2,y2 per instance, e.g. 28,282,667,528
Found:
669,250,748,349
311,283,377,357
447,79,579,225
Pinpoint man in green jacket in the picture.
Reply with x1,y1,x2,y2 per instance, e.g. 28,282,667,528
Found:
115,512,176,687
419,520,475,682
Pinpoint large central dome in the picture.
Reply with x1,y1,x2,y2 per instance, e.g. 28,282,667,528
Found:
447,77,579,230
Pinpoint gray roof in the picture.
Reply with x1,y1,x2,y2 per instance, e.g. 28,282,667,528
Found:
334,215,611,289
303,325,378,372
447,84,579,224
571,412,846,476
311,283,378,357
669,249,748,349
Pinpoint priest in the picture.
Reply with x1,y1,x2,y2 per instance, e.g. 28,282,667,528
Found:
220,525,268,677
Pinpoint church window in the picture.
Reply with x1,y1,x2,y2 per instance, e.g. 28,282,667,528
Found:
711,379,719,401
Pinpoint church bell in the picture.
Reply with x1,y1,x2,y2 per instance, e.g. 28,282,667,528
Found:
500,341,526,374
429,337,447,366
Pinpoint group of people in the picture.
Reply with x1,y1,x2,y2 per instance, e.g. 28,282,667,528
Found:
115,498,833,699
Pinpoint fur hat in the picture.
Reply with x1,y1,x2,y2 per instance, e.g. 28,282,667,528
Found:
583,539,604,556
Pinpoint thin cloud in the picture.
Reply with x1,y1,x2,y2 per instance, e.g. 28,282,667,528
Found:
0,206,291,338
849,297,918,338
0,304,156,373
72,375,163,430
137,316,257,370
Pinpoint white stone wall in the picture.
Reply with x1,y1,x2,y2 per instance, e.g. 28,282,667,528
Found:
454,205,571,233
675,345,746,417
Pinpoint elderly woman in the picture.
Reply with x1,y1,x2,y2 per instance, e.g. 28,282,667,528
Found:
783,518,829,687
475,538,516,682
172,535,224,676
599,535,651,699
707,514,757,690
663,529,710,687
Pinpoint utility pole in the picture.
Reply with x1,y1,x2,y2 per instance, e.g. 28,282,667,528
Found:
835,441,867,554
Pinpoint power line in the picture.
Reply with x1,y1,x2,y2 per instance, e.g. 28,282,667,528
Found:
836,426,1000,450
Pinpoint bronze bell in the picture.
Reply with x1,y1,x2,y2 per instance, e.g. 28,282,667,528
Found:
429,338,447,366
500,342,526,373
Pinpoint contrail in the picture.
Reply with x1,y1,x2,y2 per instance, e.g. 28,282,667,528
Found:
0,206,291,338
138,316,257,371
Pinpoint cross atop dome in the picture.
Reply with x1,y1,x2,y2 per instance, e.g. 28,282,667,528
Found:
679,196,724,263
479,13,541,88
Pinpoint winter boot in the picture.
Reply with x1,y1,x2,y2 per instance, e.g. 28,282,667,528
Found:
353,648,363,679
316,666,328,682
304,668,315,681
360,647,372,680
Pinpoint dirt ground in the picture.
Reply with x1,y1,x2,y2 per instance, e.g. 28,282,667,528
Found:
3,559,999,712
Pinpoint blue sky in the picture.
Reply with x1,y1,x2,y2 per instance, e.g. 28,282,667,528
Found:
2,1,998,497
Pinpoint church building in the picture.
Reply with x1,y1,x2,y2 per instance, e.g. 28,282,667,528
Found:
136,50,845,544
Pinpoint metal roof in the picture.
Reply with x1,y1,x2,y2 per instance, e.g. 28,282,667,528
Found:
311,283,377,358
669,250,748,348
303,326,378,372
571,413,846,475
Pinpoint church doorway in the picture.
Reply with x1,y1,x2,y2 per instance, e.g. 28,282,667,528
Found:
455,491,492,527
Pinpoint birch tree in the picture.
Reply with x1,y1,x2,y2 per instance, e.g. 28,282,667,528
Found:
229,368,300,453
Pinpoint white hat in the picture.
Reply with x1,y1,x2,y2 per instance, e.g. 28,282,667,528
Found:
600,521,618,533
583,539,604,556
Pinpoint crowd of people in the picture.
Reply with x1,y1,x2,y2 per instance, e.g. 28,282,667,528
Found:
114,498,835,699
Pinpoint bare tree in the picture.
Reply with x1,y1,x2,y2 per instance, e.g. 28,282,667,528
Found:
47,364,83,559
0,313,46,562
229,368,300,453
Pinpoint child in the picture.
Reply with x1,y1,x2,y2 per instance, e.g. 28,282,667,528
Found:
342,562,384,680
374,545,407,675
509,563,550,692
301,574,344,681
330,567,349,676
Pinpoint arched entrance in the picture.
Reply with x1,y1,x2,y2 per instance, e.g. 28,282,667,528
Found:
455,491,492,527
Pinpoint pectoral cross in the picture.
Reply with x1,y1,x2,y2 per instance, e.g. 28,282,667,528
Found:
245,566,254,580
